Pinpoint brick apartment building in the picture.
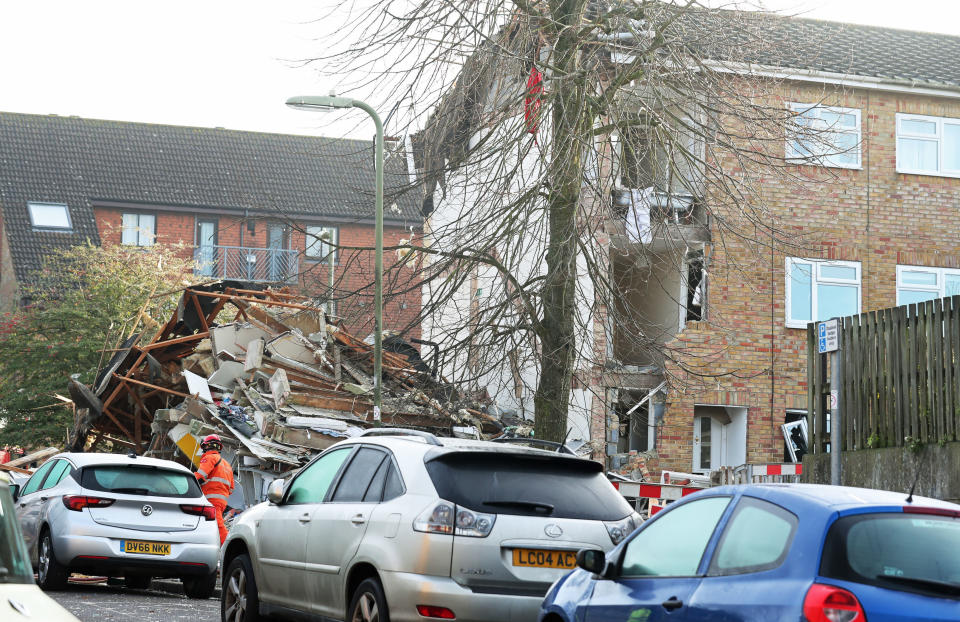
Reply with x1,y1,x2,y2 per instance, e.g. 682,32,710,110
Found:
419,14,960,474
0,112,422,336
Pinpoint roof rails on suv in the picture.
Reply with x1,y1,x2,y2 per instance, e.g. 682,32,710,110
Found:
358,428,443,446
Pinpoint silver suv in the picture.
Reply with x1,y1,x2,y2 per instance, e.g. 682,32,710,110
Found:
221,430,639,622
13,452,220,597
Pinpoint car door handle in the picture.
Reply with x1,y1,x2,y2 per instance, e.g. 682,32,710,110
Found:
350,514,366,525
299,513,311,523
662,597,683,611
40,497,49,502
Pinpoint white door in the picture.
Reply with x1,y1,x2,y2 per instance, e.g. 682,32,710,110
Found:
692,408,747,474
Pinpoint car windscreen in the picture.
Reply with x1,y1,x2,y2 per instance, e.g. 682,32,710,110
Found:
0,487,34,584
81,465,202,498
425,452,633,520
821,511,960,600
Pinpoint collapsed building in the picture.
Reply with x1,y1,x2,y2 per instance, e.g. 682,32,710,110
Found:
67,281,504,509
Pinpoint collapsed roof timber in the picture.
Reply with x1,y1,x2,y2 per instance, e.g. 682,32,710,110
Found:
67,281,502,470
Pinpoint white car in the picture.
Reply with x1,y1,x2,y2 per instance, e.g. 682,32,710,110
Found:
0,471,79,621
221,429,640,622
13,452,220,598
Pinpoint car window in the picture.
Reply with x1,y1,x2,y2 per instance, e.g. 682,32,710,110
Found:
40,460,72,491
620,496,731,577
0,486,34,583
81,465,202,498
383,461,404,501
426,452,633,520
363,457,390,503
708,497,797,575
332,448,387,502
286,447,352,504
821,511,960,599
19,460,55,497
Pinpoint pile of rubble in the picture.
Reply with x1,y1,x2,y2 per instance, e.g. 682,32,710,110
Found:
67,281,501,485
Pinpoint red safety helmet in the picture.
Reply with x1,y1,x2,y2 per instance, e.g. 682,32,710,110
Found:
200,434,223,452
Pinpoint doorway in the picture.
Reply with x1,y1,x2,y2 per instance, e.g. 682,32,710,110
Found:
692,405,747,474
196,219,218,277
267,223,290,281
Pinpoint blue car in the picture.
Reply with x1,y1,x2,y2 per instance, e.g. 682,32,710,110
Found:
539,483,960,622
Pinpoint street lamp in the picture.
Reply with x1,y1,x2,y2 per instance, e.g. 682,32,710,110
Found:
286,94,384,419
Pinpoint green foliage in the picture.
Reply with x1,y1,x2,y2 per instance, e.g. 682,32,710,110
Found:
904,435,925,455
866,433,880,449
0,243,192,448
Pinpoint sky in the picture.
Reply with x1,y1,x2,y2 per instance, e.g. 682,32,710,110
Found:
0,1,958,139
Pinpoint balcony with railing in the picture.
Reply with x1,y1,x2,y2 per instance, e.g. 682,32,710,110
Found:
193,245,299,284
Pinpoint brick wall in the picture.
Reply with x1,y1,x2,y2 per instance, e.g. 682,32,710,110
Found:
92,207,421,340
647,83,960,473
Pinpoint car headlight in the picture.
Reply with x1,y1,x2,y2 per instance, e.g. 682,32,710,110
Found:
604,512,642,545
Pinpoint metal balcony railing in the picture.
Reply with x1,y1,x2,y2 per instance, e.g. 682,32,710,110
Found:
193,245,299,284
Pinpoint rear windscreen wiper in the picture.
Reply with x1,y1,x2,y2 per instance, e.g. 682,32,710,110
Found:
875,574,960,596
110,487,151,495
483,500,555,514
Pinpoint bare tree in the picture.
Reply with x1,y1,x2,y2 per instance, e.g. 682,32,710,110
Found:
298,0,850,442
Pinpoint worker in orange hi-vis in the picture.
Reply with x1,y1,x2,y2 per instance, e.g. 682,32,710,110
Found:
194,434,234,544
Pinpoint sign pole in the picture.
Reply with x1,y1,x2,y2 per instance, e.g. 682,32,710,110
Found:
817,318,842,486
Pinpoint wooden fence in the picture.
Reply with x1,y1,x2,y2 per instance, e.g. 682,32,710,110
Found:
807,296,960,454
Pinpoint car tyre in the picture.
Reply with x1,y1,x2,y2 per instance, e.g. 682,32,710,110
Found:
37,530,69,590
348,577,389,622
221,554,260,621
184,570,218,599
125,574,152,590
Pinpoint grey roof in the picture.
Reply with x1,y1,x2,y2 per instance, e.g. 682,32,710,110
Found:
0,112,420,282
681,11,960,89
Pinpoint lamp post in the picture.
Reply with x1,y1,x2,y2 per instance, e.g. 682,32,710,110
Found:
286,95,384,419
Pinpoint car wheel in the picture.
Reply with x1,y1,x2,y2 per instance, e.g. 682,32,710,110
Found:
125,574,152,590
348,577,389,622
221,554,260,621
183,570,218,599
37,530,69,590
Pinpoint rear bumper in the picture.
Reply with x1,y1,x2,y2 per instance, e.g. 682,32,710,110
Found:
381,571,541,622
51,522,219,578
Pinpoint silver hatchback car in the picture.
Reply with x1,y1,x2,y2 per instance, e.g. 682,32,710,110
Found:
221,430,639,622
13,452,220,598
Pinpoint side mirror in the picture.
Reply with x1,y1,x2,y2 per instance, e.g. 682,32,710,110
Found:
266,479,285,504
576,548,608,576
9,484,20,503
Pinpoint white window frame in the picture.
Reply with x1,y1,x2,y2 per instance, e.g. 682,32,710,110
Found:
896,265,960,305
27,202,72,231
786,104,862,169
896,113,960,177
121,212,156,247
785,258,861,329
305,225,339,263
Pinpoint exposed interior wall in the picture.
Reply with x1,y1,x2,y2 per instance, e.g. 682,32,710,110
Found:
612,250,685,365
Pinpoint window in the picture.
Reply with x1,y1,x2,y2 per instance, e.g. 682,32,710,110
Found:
306,225,338,261
28,202,72,231
122,212,156,246
332,448,387,502
708,497,797,575
786,258,861,328
787,104,861,168
897,113,960,177
286,447,351,504
81,465,201,498
40,460,72,491
896,265,960,306
620,496,731,577
619,117,703,196
19,460,55,497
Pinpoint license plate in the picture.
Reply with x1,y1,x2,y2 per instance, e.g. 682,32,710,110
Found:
121,540,171,556
512,548,577,569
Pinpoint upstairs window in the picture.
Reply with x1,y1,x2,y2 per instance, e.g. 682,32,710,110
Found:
786,258,861,328
28,202,72,231
786,104,861,169
306,225,338,262
896,265,960,306
897,113,960,177
121,213,155,246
